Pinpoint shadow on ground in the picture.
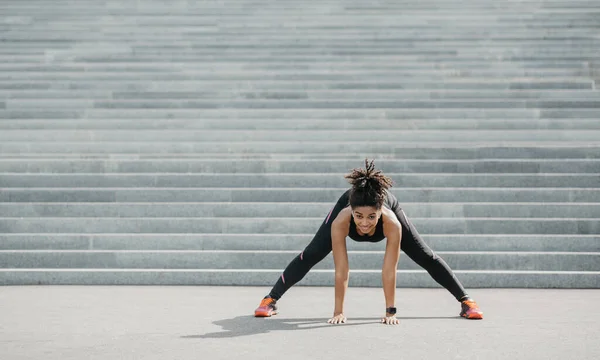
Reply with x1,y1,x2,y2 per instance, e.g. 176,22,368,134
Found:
182,315,461,339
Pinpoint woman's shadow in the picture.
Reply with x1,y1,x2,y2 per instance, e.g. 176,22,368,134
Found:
182,314,460,339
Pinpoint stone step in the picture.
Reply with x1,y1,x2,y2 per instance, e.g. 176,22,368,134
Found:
0,99,600,110
1,158,598,173
0,81,595,92
0,59,594,68
0,90,113,99
2,188,598,203
2,53,596,63
1,250,598,272
3,59,594,67
7,32,594,39
2,15,598,22
2,130,600,143
7,49,594,56
2,148,600,159
2,3,597,9
1,202,599,219
24,43,596,49
3,31,593,39
0,48,598,58
0,217,597,235
1,78,596,90
1,268,598,288
1,43,598,51
2,119,600,131
0,68,594,78
1,57,597,67
2,90,600,101
1,35,599,44
0,60,595,69
1,173,598,188
2,72,597,82
0,79,595,90
3,4,597,11
6,24,594,32
0,56,595,64
3,4,598,11
12,8,590,13
3,102,597,112
2,35,597,43
4,16,595,22
1,108,598,120
4,4,596,9
5,99,600,110
2,234,598,252
126,90,600,100
14,40,592,46
78,108,600,118
0,45,597,57
4,23,592,29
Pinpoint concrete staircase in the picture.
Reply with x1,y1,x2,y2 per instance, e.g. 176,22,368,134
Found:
0,0,599,288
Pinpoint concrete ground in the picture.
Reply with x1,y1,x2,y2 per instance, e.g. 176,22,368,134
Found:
0,286,598,360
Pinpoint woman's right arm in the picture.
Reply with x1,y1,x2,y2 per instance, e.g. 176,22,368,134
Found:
330,217,349,319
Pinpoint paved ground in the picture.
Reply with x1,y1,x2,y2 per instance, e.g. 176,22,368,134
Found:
0,286,598,360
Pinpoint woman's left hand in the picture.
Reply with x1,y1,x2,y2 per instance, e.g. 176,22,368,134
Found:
381,314,400,325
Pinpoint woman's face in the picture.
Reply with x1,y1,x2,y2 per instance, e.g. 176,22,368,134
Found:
351,206,381,234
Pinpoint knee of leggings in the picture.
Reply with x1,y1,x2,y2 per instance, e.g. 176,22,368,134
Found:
414,251,441,267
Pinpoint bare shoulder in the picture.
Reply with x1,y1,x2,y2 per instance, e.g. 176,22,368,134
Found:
381,207,402,230
332,207,352,235
332,206,352,227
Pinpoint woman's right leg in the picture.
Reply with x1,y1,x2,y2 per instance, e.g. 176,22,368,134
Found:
255,222,334,317
267,190,350,300
268,220,333,300
254,190,350,316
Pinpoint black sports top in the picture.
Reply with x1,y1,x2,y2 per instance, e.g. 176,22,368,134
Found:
348,215,385,243
337,188,400,243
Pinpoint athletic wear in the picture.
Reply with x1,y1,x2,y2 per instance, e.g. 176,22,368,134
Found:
266,189,469,305
348,214,385,242
460,299,483,319
254,296,278,317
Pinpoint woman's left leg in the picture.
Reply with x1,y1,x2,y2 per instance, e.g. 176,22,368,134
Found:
395,208,469,301
394,207,483,319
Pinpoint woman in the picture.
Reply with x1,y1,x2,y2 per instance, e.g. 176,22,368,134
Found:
254,159,483,324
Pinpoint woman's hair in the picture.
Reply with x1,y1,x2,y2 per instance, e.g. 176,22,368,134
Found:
344,159,394,209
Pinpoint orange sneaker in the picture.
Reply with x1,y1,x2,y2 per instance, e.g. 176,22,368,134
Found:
254,296,278,317
460,299,483,319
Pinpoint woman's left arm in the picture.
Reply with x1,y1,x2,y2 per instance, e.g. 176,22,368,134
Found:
382,216,402,323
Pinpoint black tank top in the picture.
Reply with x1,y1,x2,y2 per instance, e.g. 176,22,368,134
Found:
340,189,400,243
348,214,385,243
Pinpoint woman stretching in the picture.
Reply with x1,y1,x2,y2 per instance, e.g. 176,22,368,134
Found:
254,159,483,324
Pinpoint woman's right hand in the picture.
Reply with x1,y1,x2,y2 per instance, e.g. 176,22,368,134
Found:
327,313,347,324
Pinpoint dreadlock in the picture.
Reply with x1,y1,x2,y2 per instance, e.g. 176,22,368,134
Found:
344,159,394,209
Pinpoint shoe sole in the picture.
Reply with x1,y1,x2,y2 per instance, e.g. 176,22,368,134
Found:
461,312,483,320
254,309,277,317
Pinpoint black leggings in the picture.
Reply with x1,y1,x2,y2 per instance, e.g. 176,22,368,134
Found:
268,195,469,302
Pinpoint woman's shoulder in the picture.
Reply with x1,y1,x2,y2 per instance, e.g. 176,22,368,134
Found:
381,207,402,228
330,206,351,236
331,206,352,225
